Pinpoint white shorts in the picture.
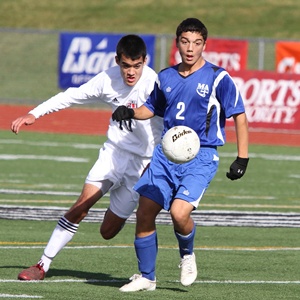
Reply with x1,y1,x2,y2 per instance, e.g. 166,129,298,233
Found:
85,141,150,219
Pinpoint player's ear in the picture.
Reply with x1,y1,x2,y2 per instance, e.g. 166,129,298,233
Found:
115,56,120,65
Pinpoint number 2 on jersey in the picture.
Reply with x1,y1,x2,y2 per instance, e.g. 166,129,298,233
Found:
176,102,185,120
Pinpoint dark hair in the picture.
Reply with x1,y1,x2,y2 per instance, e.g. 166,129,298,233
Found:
116,34,147,61
176,18,208,42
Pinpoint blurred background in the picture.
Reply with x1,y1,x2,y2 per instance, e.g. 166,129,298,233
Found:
0,0,299,105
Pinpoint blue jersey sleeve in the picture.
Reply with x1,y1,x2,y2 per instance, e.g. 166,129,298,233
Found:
216,72,245,118
144,80,166,117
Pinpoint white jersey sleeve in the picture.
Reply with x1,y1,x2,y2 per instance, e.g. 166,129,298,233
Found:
29,65,163,158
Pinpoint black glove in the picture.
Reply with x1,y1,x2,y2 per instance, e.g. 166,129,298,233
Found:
112,105,134,131
226,156,249,180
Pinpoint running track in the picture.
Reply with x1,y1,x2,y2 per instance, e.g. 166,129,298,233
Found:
1,104,300,147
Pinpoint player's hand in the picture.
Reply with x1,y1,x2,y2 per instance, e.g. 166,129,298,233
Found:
11,114,36,134
112,106,134,121
112,106,134,131
226,156,249,180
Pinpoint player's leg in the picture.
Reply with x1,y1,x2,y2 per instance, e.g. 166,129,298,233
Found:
100,208,126,240
41,182,111,262
100,182,138,239
120,196,161,292
64,182,109,223
135,196,162,280
135,196,162,236
17,181,112,281
170,198,195,239
170,199,196,261
120,149,168,292
171,147,219,286
101,153,151,240
170,199,197,286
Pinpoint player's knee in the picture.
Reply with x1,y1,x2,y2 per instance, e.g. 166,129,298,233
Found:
100,223,124,240
100,229,112,240
100,227,113,240
170,211,189,228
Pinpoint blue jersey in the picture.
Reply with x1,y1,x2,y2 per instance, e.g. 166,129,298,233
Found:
144,61,245,146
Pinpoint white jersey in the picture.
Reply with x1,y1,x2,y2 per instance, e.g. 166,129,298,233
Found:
29,65,163,158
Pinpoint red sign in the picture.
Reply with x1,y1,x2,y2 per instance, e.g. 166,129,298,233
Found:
169,38,248,71
276,41,300,74
230,70,300,131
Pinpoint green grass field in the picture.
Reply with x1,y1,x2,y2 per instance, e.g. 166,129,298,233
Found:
0,2,300,298
0,130,299,299
0,0,299,38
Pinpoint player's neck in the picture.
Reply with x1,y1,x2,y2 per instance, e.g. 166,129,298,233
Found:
178,59,206,77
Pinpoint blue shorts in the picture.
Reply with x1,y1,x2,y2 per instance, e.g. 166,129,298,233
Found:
134,144,219,211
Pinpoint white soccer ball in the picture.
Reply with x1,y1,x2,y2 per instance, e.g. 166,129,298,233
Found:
161,125,200,164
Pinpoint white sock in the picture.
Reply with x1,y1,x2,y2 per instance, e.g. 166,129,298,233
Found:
38,216,79,272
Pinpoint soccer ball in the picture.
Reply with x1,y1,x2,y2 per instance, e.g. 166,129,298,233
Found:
161,125,200,164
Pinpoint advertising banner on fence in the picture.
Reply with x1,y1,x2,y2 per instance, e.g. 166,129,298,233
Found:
59,32,156,89
230,70,300,131
169,38,248,71
276,41,300,74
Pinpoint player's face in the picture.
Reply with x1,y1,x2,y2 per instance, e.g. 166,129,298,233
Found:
177,31,206,68
116,54,146,86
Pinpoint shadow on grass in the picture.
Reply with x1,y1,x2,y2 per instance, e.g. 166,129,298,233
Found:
3,265,191,292
3,265,125,287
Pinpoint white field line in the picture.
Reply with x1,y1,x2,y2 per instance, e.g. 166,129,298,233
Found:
0,154,88,163
0,278,300,285
202,203,300,209
0,294,42,298
0,199,110,204
1,152,300,162
193,280,300,285
0,139,100,149
1,137,300,162
0,189,80,196
0,245,300,251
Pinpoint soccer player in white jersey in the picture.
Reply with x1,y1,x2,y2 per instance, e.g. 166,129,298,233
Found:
112,18,249,292
11,34,163,281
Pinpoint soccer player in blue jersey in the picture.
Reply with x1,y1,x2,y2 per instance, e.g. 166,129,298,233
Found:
112,17,249,292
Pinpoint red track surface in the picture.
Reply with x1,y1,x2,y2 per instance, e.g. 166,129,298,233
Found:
1,104,299,147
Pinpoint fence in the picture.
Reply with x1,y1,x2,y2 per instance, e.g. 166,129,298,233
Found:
0,28,294,105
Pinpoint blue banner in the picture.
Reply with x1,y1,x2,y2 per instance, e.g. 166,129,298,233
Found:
58,32,156,89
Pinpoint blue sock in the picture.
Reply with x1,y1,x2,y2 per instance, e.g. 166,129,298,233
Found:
175,225,196,258
134,231,157,281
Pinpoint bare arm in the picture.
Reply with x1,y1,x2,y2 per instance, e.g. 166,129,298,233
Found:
233,112,249,158
133,105,155,120
226,112,249,180
11,114,36,134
